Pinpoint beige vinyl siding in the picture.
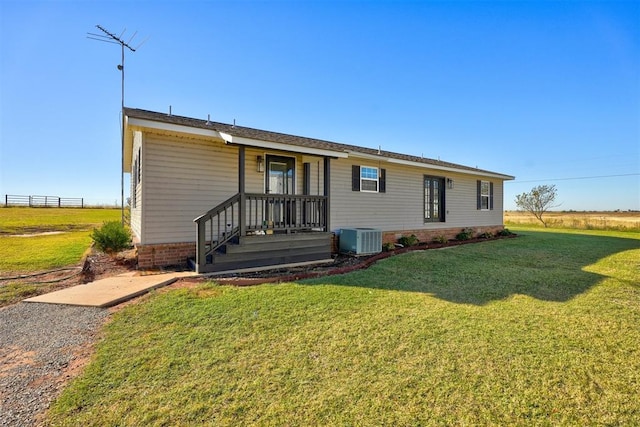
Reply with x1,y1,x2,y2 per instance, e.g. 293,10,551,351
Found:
303,157,326,196
330,160,419,230
330,159,505,232
445,175,504,227
244,147,266,193
141,134,238,245
139,137,330,245
136,129,505,244
129,131,143,241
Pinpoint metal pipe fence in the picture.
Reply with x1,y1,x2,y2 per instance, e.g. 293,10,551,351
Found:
4,194,84,208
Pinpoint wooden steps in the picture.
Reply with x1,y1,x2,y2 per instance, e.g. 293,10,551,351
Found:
196,232,332,273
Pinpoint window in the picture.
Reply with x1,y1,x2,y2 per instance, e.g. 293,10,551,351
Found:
477,180,494,210
352,165,386,193
137,148,141,183
424,176,445,222
132,149,141,208
361,166,379,192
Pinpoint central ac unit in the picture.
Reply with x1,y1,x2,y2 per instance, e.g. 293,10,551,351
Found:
339,228,382,255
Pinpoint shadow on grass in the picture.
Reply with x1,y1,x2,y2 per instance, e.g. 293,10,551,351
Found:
300,231,640,305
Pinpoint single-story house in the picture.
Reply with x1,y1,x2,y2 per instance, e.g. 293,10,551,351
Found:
124,107,514,273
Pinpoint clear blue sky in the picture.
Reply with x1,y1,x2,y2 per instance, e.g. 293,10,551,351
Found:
1,0,638,210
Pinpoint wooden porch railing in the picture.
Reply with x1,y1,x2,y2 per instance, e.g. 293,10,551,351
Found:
194,193,327,272
244,193,327,232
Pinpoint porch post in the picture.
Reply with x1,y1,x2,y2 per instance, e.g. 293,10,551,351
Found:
196,219,206,274
238,146,246,236
324,157,331,232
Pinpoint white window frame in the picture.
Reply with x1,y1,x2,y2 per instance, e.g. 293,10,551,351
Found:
480,181,490,210
360,166,379,193
132,148,141,209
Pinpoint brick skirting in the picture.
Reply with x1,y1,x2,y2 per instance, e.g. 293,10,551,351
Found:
136,225,505,269
136,242,195,269
382,225,505,245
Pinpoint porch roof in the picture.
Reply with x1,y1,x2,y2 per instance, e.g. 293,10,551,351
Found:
123,107,515,180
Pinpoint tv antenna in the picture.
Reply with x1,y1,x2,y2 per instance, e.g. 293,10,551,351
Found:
87,25,147,225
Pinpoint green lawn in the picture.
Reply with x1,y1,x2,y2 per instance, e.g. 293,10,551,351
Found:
0,207,121,234
48,228,640,426
0,232,92,272
0,208,121,273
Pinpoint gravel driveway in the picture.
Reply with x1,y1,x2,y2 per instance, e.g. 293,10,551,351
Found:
0,303,108,426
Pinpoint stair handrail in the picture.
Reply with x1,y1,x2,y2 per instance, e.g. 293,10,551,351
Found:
194,192,241,223
194,193,241,272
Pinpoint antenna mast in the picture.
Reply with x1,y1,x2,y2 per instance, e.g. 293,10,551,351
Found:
88,25,145,225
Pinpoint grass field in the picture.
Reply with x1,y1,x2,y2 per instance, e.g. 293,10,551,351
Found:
0,207,121,234
0,208,122,305
48,228,640,426
0,207,121,271
505,210,640,232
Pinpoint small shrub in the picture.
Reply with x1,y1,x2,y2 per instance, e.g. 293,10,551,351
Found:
91,221,131,253
432,235,448,244
456,228,475,241
478,231,494,239
382,242,395,252
498,228,514,237
398,234,419,247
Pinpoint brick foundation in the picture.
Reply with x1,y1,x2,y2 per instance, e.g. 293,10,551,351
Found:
136,242,195,269
381,225,505,245
136,225,506,269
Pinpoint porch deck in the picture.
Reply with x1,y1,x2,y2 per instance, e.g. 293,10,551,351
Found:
193,193,331,273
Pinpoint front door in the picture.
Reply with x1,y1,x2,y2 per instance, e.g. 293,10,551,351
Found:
266,156,295,226
266,156,295,195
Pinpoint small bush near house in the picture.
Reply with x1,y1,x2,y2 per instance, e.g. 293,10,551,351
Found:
382,242,396,252
432,235,448,244
91,221,131,253
456,228,475,241
398,234,419,247
498,228,514,237
478,231,494,239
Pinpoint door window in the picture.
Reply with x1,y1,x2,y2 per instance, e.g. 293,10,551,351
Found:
267,156,295,194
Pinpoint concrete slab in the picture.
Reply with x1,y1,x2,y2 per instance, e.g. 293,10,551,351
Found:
23,272,197,308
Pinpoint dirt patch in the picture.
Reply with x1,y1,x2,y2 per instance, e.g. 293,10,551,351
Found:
0,347,37,379
0,224,91,236
10,231,65,238
79,249,137,283
0,249,138,308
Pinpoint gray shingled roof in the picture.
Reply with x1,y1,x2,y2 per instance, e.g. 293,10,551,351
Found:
124,107,514,179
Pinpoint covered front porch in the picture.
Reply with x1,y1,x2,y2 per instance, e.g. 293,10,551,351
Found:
193,146,335,273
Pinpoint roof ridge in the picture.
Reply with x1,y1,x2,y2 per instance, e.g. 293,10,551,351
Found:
123,107,514,179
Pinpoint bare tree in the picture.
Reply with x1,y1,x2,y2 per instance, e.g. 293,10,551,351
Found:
515,185,559,227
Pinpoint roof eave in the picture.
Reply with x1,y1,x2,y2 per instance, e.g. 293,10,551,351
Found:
387,157,515,180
